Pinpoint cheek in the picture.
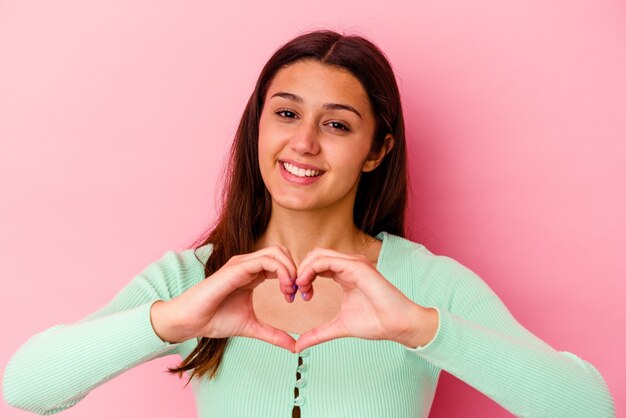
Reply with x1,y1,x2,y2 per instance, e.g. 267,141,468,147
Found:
257,125,282,187
337,142,371,175
258,116,280,150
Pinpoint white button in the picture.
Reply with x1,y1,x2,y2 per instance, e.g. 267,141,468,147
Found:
295,378,307,388
294,395,305,406
299,348,310,357
297,363,307,373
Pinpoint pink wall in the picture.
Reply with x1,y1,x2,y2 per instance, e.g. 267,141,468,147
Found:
1,1,624,416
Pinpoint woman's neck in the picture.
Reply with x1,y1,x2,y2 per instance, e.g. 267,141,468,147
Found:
253,208,375,267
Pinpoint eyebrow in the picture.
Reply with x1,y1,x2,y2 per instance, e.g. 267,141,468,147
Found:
269,91,363,119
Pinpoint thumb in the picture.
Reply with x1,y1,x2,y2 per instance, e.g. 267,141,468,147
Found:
295,319,348,352
243,322,297,353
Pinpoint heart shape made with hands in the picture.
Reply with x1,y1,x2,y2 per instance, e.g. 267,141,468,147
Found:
246,246,429,354
153,243,432,353
251,271,343,346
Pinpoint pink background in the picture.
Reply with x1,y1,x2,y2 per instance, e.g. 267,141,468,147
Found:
1,1,624,417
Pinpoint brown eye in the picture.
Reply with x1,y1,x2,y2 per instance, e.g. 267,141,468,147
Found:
275,109,297,119
328,121,349,132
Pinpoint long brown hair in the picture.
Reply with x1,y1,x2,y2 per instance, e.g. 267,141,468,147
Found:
167,28,409,384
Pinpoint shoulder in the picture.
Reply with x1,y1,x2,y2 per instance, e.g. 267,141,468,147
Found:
136,243,214,299
381,232,498,314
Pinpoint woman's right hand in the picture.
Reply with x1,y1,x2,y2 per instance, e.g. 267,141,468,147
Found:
150,246,298,352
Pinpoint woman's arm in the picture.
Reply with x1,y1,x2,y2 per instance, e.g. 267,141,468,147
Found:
405,256,615,417
2,248,207,415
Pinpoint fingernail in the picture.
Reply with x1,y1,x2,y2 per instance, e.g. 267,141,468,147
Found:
289,293,295,302
292,284,298,291
301,292,307,300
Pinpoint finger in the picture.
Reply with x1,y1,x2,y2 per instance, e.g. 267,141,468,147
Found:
284,291,295,303
283,283,300,303
295,319,348,352
277,244,297,277
276,245,300,297
298,247,358,273
295,249,357,299
249,246,297,282
280,278,299,298
243,322,296,353
296,256,352,289
250,247,298,302
299,283,313,302
225,255,292,293
237,246,296,280
298,248,361,280
249,246,298,294
269,245,298,282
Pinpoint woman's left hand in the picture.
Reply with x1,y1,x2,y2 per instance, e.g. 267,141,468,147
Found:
294,248,439,353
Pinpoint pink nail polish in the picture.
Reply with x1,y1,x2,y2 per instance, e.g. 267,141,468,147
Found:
289,293,295,302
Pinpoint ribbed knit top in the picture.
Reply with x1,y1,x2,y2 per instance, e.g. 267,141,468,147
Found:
2,231,616,417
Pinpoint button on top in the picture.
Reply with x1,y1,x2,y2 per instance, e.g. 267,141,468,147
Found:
299,348,310,358
297,363,307,373
294,395,305,406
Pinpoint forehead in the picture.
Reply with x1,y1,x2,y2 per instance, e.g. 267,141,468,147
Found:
266,59,371,110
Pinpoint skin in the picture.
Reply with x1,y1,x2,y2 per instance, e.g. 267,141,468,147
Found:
150,59,439,353
254,58,394,265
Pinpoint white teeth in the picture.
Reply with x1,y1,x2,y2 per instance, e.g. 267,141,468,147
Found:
283,162,321,177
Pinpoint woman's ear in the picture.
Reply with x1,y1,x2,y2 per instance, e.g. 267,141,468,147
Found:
362,134,395,173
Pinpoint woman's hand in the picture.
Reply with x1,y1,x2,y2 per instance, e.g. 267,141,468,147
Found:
293,248,439,352
150,246,299,352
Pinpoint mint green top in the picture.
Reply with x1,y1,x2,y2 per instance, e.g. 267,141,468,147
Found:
3,231,615,417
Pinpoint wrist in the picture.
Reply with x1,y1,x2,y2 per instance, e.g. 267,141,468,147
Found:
150,300,185,344
397,304,439,349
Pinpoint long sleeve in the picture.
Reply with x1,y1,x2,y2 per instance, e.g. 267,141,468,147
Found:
2,248,207,415
405,255,616,417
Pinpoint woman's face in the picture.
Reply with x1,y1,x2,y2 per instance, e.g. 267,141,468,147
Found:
258,59,390,213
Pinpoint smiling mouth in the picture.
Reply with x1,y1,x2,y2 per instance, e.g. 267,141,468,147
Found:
280,161,324,178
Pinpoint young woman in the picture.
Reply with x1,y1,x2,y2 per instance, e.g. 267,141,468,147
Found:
3,29,615,417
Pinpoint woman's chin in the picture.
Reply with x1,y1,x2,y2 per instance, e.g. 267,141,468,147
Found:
271,195,323,212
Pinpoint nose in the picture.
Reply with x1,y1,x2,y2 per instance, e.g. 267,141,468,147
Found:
290,119,320,155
